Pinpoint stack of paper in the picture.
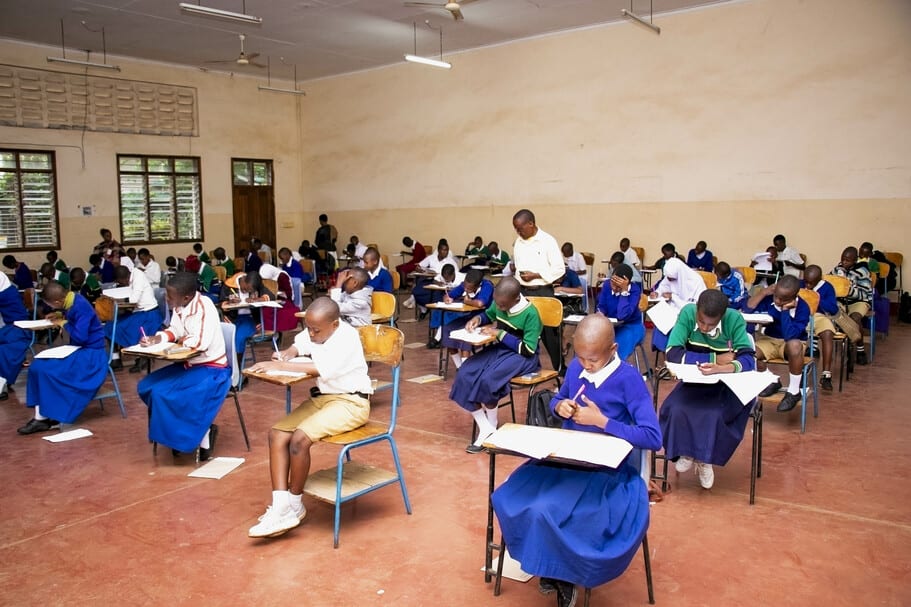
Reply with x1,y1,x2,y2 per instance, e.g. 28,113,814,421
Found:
433,301,466,310
14,319,55,330
665,362,778,405
485,425,632,468
123,341,174,355
448,329,494,344
35,345,80,359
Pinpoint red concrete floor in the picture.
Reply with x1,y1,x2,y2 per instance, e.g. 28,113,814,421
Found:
1,308,909,607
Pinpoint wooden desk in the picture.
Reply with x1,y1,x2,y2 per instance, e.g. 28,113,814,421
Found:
426,302,485,377
243,361,316,414
121,344,202,362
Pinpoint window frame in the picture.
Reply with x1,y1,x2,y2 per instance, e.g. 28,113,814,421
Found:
231,158,273,187
117,154,205,245
0,148,61,252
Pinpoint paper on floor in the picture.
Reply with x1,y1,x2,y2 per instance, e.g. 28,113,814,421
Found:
188,457,245,479
43,428,93,442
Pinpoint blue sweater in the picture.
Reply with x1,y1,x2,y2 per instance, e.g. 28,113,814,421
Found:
596,281,642,324
744,295,811,341
687,249,714,272
367,268,394,294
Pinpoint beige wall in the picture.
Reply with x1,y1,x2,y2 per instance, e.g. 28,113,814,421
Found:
2,0,909,283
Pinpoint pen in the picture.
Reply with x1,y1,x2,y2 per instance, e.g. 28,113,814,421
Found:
571,384,585,412
273,341,282,361
140,326,147,340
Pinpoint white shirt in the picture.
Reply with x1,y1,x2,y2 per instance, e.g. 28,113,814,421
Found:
120,256,134,270
354,243,368,267
778,246,803,278
258,243,273,265
129,267,158,312
622,248,641,268
159,293,226,367
513,227,565,287
419,254,459,276
293,321,373,395
564,252,587,274
137,259,162,288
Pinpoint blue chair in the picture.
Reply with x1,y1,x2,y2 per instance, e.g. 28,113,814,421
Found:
239,302,279,371
303,324,412,548
94,299,127,418
221,322,250,451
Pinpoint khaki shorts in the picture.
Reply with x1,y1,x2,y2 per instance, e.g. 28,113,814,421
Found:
814,314,836,335
272,393,370,441
755,335,804,361
845,301,870,317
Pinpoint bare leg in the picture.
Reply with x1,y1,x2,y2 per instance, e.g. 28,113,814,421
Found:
785,340,804,376
288,429,315,495
819,330,834,374
268,428,293,490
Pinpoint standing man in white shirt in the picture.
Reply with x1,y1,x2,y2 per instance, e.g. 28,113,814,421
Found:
774,234,805,278
511,209,566,372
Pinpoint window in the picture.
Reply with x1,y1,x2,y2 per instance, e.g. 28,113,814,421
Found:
118,155,203,244
0,150,59,251
232,159,272,186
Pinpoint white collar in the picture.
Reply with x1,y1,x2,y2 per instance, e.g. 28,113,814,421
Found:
694,322,721,338
508,294,529,314
772,302,797,318
578,355,621,389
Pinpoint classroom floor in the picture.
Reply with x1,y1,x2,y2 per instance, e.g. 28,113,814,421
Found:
1,303,909,607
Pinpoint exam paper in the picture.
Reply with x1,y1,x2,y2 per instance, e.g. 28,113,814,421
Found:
35,345,80,359
646,299,679,334
188,457,245,479
43,428,93,442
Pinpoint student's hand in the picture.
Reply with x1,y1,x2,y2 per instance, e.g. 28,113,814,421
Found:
443,294,453,303
140,334,161,346
479,326,499,337
519,271,539,282
272,347,294,362
465,316,482,332
697,362,731,375
715,351,735,365
780,298,798,310
571,394,608,428
508,262,516,273
762,284,776,296
555,399,577,419
662,292,673,301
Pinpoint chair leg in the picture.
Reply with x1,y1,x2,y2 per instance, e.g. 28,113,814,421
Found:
386,436,413,514
584,587,592,607
233,391,250,451
642,532,655,604
494,535,506,596
750,400,762,505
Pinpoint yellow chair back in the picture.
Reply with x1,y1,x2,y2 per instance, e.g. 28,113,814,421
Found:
632,246,645,264
262,278,279,294
371,291,396,318
736,266,756,285
798,288,819,315
213,265,227,282
391,270,401,291
884,251,903,267
358,324,403,367
823,274,850,298
878,261,891,279
527,296,564,329
696,270,718,289
638,293,649,313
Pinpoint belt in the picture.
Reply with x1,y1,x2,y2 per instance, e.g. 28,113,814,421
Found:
352,392,370,400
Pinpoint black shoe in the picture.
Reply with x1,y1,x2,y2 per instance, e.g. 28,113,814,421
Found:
538,577,558,595
0,389,8,401
109,358,123,371
199,424,219,461
427,338,441,349
418,310,429,321
128,359,147,374
820,376,833,392
172,448,182,458
759,380,782,398
465,443,484,454
17,417,60,435
855,350,868,366
777,391,802,413
555,580,578,607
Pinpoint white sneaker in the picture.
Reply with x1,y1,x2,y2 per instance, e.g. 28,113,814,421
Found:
248,505,305,538
675,456,694,473
402,295,415,309
257,504,306,522
451,353,463,369
695,461,715,489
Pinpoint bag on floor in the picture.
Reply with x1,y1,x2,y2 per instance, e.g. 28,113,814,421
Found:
900,292,911,323
525,389,563,428
833,305,862,343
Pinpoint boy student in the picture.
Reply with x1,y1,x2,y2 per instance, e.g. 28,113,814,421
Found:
395,236,428,285
714,262,748,309
136,248,162,288
744,275,811,413
39,262,70,290
492,316,661,607
427,263,468,348
773,234,805,278
750,246,782,286
3,255,33,290
137,272,231,460
658,289,756,490
253,237,273,265
803,265,838,392
645,243,681,273
349,235,368,265
619,237,640,268
330,267,373,327
89,253,115,284
212,247,235,277
485,241,510,268
404,240,458,317
606,251,643,284
17,281,109,435
220,271,275,363
362,248,393,294
450,277,542,453
46,250,67,273
831,246,873,365
105,265,162,373
247,297,373,539
465,235,488,257
193,243,210,264
438,269,494,366
686,240,714,272
69,267,102,303
596,264,644,361
0,272,30,400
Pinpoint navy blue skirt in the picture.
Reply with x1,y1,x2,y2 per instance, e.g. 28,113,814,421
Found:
493,459,648,588
105,308,163,348
659,382,752,466
26,347,109,423
449,345,539,410
0,325,30,384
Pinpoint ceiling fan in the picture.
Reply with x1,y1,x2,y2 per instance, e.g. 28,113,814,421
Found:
403,0,477,21
204,34,266,68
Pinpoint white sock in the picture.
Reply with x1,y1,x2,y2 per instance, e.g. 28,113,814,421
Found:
289,493,303,513
199,428,210,449
451,353,463,369
471,408,496,444
34,406,47,421
0,377,7,393
822,370,832,378
434,327,442,341
272,490,291,511
112,352,120,360
484,406,499,428
788,373,802,395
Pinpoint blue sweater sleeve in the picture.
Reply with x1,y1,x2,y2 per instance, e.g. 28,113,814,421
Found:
604,372,662,450
614,283,641,324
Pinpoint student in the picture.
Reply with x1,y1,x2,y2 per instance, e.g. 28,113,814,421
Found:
136,248,162,288
831,246,873,365
278,247,308,306
0,272,30,400
362,248,393,294
554,263,585,316
313,214,338,253
3,255,33,290
803,265,838,391
561,242,589,294
596,264,644,361
104,265,162,373
46,250,68,273
395,236,428,285
89,253,115,284
658,289,756,489
349,235,368,265
485,241,510,269
773,234,805,278
450,277,542,453
744,275,811,412
750,246,782,287
69,267,102,303
247,297,372,538
438,269,494,365
686,240,714,272
864,242,897,294
492,315,661,607
427,264,468,348
137,272,231,460
212,247,235,278
220,271,275,363
405,240,458,317
329,267,373,327
651,258,706,352
250,238,273,266
197,261,220,296
714,262,748,309
93,228,125,261
605,251,643,284
645,243,680,273
242,248,263,274
193,243,210,264
298,240,320,263
124,247,138,269
619,237,640,269
39,262,70,290
17,281,108,434
465,236,488,257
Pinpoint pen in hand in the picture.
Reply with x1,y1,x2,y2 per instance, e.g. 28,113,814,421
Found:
571,384,585,413
273,342,283,361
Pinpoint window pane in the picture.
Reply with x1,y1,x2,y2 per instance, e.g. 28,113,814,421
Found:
0,149,58,251
174,158,198,173
253,162,271,186
0,170,23,248
118,154,202,245
175,176,201,240
19,153,52,170
120,174,149,241
0,152,15,169
119,156,144,172
21,173,56,247
233,161,250,185
148,175,175,241
147,157,171,173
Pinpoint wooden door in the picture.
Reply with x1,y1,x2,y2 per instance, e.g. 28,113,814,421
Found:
231,159,275,259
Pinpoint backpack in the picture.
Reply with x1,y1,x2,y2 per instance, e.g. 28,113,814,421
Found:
525,389,564,428
899,292,911,324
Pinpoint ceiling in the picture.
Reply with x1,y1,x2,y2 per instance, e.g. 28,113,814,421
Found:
1,0,729,81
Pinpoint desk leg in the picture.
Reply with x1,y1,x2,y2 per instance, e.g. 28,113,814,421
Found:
285,386,292,415
485,451,496,583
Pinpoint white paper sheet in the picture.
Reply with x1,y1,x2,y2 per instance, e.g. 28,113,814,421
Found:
646,299,679,334
265,369,309,378
564,314,586,323
14,319,55,329
249,300,283,308
35,345,81,359
485,425,633,468
122,341,174,354
43,428,93,442
741,312,773,325
665,362,778,405
102,286,132,299
188,457,245,479
288,356,312,364
448,328,494,344
431,301,467,309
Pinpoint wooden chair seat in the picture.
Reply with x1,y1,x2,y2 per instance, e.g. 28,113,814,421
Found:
305,461,401,503
371,312,392,324
509,369,559,387
320,420,388,445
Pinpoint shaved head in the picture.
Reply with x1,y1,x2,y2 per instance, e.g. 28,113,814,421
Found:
575,314,616,351
306,296,340,323
494,276,521,299
43,280,67,303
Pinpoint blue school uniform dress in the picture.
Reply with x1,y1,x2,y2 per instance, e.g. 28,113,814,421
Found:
492,357,662,588
658,305,756,466
438,280,494,350
138,293,231,452
13,263,33,290
0,282,31,386
103,269,162,347
449,297,542,410
26,294,108,423
596,281,644,360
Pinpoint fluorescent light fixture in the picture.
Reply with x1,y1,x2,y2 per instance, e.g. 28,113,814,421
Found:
258,86,306,96
179,2,262,24
47,57,121,71
621,8,660,34
404,54,451,70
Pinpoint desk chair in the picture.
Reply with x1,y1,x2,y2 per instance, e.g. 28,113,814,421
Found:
884,251,903,298
581,252,595,312
21,287,45,358
630,294,654,382
492,448,655,605
696,270,718,290
94,298,127,418
233,257,245,273
632,246,645,267
303,325,412,548
300,259,317,303
736,266,757,287
212,265,227,284
822,275,854,390
240,301,279,372
370,291,397,326
220,322,250,450
510,297,565,422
